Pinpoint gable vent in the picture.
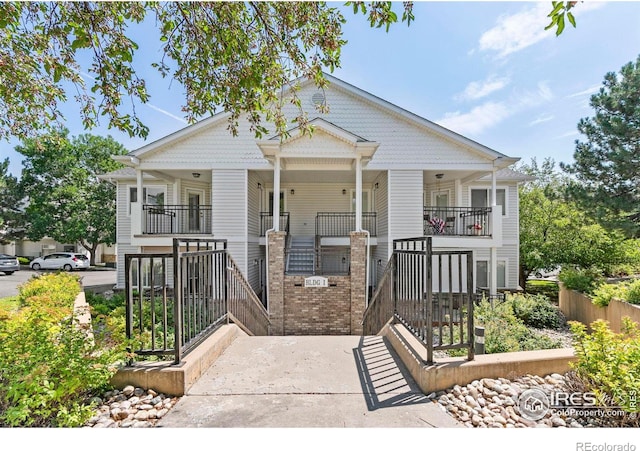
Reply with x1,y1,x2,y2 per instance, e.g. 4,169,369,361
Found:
311,91,326,107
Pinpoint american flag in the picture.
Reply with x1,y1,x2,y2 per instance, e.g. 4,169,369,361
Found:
429,216,446,234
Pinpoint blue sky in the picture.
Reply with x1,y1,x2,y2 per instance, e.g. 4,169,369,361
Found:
2,1,640,177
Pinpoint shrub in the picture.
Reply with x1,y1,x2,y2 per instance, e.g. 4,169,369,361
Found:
570,318,640,422
558,267,603,295
474,299,564,354
592,282,628,307
525,280,559,304
85,291,125,318
0,273,130,427
17,257,30,265
625,279,640,305
508,293,564,329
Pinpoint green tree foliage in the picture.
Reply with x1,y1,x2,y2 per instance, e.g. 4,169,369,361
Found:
562,55,640,236
17,131,127,265
0,1,413,142
518,158,627,286
0,158,26,243
545,1,578,36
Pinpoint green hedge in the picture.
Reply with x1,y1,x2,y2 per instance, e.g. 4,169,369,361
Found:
0,273,129,427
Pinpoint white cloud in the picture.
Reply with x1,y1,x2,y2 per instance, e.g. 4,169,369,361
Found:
436,102,511,135
566,84,601,98
146,104,188,124
478,2,606,58
529,114,554,126
437,81,555,135
455,76,510,102
556,130,580,139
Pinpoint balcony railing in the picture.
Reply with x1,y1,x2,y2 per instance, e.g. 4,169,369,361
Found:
423,207,491,237
315,212,377,237
143,204,212,235
259,212,290,236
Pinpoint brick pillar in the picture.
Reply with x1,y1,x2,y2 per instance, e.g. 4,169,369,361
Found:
267,231,286,335
350,232,368,335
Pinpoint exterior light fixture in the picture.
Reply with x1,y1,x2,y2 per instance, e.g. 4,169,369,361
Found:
192,172,201,178
290,189,295,195
342,189,346,195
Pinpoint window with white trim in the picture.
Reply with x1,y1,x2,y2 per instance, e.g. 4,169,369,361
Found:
476,260,506,290
471,188,506,215
129,186,166,214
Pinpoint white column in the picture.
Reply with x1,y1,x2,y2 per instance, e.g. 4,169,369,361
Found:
490,168,498,295
273,155,281,232
491,169,497,207
355,156,362,231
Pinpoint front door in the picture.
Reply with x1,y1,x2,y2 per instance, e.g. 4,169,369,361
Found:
188,192,201,232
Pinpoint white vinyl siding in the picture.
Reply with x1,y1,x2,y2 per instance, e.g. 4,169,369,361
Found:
273,183,352,237
212,169,248,275
372,171,389,287
388,170,424,245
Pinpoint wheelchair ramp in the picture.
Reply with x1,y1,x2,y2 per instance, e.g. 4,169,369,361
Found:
157,335,462,428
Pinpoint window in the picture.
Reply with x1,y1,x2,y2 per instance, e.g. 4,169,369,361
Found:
471,188,506,215
476,260,506,289
350,189,371,212
129,186,166,214
268,191,285,215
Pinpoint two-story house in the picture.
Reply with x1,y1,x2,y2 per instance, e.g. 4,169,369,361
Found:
101,73,529,335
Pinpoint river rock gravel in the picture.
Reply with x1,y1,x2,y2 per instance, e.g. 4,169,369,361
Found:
84,386,181,428
428,372,629,428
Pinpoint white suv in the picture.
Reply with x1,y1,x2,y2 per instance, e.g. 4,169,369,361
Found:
30,252,90,271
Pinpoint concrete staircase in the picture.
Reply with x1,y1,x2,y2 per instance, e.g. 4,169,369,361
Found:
286,236,315,274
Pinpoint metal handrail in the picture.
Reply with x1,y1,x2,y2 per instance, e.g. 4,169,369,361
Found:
423,206,491,237
143,204,212,234
125,238,269,364
227,255,270,336
315,212,377,237
259,212,290,236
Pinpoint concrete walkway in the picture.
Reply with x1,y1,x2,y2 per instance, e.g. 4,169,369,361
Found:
156,335,463,428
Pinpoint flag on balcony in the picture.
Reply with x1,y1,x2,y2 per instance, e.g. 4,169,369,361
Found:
429,216,446,234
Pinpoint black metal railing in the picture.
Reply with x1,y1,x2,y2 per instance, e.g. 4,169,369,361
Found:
227,256,270,336
363,257,395,336
284,246,351,275
362,237,475,364
143,204,212,235
259,212,290,236
423,207,491,237
315,212,377,237
124,238,269,364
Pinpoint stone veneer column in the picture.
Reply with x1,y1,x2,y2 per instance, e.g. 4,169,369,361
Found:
350,232,368,335
267,231,286,335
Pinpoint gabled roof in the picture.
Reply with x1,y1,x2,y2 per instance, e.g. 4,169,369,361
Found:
119,72,518,168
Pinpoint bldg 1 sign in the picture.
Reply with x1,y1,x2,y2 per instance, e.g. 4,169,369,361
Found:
304,276,329,288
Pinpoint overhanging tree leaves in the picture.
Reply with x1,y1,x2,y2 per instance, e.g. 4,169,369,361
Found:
561,55,640,236
17,131,127,265
0,1,414,142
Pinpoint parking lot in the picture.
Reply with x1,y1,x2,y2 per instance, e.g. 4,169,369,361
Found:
0,267,117,298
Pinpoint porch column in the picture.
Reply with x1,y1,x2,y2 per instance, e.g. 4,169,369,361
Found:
132,169,144,236
355,155,362,231
490,169,498,295
273,155,281,232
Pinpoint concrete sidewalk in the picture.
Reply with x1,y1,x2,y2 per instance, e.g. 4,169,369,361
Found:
156,334,463,428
